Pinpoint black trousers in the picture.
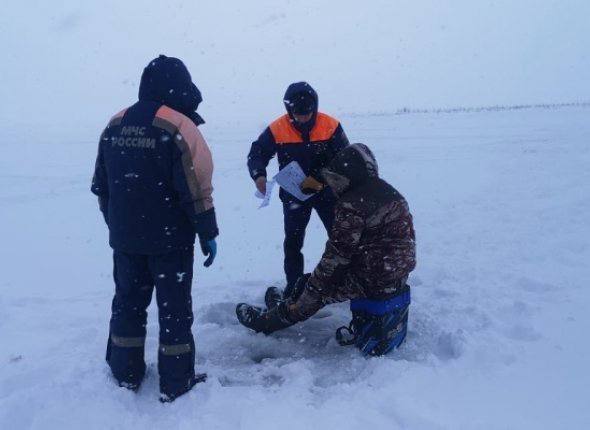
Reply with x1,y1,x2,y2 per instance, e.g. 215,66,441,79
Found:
106,247,195,396
282,193,335,288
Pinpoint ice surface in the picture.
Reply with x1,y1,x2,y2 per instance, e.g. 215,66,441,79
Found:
0,106,589,429
1,1,589,428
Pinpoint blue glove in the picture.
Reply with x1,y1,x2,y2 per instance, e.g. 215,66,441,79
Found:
200,238,217,267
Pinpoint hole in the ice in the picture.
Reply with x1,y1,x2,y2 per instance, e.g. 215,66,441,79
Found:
262,374,285,386
218,376,251,387
249,353,277,363
217,373,285,387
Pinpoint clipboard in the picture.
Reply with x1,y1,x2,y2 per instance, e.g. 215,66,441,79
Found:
273,161,313,202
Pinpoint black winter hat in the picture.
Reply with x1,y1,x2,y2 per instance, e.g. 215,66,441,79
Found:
138,55,205,125
283,82,318,115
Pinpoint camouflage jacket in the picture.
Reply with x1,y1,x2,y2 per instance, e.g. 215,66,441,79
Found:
309,177,416,301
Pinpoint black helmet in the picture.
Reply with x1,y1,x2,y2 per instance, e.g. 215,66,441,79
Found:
283,82,318,115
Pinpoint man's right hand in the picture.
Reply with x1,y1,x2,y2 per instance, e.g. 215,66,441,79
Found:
255,176,267,195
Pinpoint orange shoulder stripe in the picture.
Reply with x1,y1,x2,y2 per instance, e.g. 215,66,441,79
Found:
108,108,127,127
310,113,339,141
269,114,302,144
154,105,214,213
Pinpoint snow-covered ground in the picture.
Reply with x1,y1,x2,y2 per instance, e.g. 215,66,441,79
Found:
1,105,589,429
2,0,590,427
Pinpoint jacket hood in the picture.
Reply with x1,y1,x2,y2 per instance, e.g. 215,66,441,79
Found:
322,143,379,196
138,55,204,125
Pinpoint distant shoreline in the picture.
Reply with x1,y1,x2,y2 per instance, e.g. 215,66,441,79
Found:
342,101,590,118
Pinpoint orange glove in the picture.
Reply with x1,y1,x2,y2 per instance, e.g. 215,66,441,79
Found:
300,176,325,194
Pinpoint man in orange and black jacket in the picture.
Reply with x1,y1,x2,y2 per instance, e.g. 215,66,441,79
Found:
247,82,349,291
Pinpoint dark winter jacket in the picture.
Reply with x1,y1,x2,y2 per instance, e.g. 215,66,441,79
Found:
91,56,218,255
247,82,349,202
286,144,416,321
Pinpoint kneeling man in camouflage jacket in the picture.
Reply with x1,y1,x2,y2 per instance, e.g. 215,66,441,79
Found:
236,143,416,356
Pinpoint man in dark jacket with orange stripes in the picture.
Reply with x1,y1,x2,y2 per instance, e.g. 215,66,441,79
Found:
92,55,218,402
247,82,349,290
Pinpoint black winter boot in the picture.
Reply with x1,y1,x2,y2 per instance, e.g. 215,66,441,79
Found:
264,287,284,309
236,302,294,335
283,273,311,302
159,373,207,403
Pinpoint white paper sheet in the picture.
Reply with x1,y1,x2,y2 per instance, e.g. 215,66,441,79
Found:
255,179,275,208
273,161,312,202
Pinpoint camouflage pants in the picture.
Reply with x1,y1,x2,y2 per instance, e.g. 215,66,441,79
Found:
285,274,408,322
